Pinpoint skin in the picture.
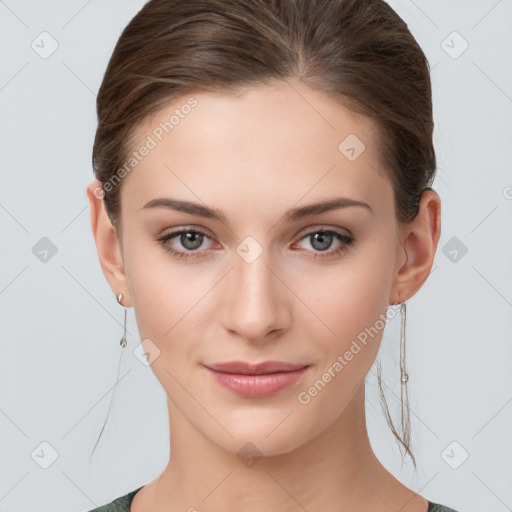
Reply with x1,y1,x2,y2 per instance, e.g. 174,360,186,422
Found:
87,78,441,512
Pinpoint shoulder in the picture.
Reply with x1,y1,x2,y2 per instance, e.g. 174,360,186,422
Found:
86,487,143,512
428,501,464,512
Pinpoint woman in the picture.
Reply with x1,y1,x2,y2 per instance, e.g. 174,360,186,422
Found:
85,0,460,510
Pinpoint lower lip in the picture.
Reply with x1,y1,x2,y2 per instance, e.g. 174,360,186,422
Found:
205,366,309,398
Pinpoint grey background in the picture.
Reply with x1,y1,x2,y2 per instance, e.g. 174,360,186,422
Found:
1,1,511,511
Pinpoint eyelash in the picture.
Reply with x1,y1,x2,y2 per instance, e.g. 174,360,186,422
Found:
156,227,355,261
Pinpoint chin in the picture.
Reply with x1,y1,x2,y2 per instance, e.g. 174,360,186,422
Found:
202,417,314,461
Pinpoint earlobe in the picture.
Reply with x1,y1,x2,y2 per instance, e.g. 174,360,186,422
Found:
389,189,441,304
86,180,131,306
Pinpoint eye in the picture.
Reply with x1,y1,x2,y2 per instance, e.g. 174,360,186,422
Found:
157,227,355,261
157,228,213,260
293,229,354,259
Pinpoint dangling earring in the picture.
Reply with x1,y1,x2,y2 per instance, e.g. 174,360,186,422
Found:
116,292,127,348
399,302,410,443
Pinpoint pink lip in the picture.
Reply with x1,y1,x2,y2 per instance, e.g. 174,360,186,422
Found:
204,361,309,398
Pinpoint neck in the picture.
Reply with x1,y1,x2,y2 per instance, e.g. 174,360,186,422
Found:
132,384,428,512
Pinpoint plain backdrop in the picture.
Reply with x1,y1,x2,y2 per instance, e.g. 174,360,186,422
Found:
1,1,511,511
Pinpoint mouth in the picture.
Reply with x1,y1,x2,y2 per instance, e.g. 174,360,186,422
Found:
203,361,310,398
205,360,309,374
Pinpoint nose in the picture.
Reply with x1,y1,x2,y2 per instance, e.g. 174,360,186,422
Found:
221,246,291,344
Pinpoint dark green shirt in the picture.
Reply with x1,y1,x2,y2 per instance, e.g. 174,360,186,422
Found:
87,487,463,511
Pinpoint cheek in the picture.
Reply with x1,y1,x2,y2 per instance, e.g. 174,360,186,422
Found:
295,252,394,420
311,246,394,338
121,235,201,340
309,281,386,380
299,237,396,393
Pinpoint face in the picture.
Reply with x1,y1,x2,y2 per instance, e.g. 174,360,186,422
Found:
104,79,406,456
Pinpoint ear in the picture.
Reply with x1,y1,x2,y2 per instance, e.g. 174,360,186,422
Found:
86,180,132,307
389,189,441,304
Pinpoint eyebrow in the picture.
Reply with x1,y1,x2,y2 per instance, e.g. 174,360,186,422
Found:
141,196,373,223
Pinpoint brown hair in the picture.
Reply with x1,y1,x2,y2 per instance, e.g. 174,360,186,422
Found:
91,0,437,467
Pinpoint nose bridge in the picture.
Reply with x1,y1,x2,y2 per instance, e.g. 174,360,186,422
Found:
223,238,288,340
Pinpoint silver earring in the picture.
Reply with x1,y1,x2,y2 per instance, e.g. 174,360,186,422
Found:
399,302,410,436
116,292,127,348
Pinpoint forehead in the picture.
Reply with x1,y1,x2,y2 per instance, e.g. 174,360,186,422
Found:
122,79,392,212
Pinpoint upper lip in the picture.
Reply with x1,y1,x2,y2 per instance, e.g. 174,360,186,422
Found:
204,361,309,375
